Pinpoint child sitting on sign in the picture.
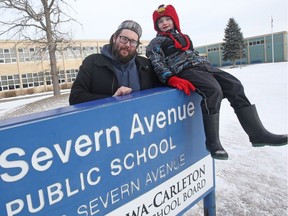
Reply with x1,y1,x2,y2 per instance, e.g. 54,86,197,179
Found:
146,4,287,160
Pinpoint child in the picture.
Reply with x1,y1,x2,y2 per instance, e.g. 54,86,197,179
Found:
146,4,287,160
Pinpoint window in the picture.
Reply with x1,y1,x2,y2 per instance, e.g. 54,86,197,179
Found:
38,72,44,82
0,48,17,64
17,47,40,62
66,69,78,82
45,71,52,85
59,70,66,83
0,74,21,91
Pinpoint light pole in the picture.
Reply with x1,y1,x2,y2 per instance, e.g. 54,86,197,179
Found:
271,16,275,63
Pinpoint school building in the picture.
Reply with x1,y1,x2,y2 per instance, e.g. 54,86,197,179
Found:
196,31,287,67
0,31,287,98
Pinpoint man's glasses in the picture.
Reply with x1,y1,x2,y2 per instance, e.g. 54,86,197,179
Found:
119,36,139,47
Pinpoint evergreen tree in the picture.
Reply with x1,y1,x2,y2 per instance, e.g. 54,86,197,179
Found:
222,18,246,67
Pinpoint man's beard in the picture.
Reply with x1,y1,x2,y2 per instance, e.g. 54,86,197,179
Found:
112,46,137,64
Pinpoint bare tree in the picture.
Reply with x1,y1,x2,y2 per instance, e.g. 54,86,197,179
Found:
0,0,79,96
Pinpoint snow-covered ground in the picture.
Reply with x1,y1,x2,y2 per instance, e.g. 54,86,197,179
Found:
0,89,70,120
0,62,287,216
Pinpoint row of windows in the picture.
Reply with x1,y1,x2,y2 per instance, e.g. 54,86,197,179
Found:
249,40,265,46
0,69,78,92
0,47,98,54
207,39,266,53
0,46,100,64
208,46,224,53
0,45,146,64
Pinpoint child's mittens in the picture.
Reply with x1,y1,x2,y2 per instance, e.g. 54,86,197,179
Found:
168,76,196,96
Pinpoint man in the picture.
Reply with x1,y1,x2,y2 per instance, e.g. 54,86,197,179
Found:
69,20,160,105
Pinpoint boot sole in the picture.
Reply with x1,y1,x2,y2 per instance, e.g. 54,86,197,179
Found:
212,156,229,160
211,154,229,160
206,148,229,160
252,142,287,147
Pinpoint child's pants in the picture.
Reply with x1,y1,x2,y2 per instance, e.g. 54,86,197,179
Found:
178,63,251,115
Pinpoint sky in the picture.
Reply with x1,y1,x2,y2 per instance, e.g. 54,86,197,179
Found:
0,62,287,215
68,0,288,46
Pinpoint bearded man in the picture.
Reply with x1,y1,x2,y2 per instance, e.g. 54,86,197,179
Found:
69,20,160,105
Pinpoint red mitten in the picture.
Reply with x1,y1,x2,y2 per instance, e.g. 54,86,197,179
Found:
168,76,196,96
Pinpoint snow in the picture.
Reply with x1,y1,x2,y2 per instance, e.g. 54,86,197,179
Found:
0,62,287,215
0,90,70,120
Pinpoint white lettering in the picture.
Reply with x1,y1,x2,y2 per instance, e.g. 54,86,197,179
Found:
1,126,120,183
4,166,101,215
27,190,45,213
130,114,145,139
0,148,29,182
53,141,72,163
31,147,53,171
110,137,176,176
75,135,93,157
130,101,195,139
47,183,64,205
6,199,24,216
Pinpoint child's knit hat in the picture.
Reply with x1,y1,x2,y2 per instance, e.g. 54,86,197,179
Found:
153,4,181,33
152,4,190,51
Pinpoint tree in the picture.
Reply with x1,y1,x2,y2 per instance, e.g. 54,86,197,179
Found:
222,18,246,67
0,0,78,96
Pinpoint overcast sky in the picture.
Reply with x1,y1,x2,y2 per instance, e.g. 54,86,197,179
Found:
69,0,287,46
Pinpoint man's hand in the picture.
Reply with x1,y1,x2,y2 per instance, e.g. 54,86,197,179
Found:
113,86,132,96
168,76,196,96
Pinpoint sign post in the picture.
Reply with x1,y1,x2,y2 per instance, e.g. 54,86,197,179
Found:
0,88,216,216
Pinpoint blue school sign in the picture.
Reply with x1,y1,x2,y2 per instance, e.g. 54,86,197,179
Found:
0,88,215,216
